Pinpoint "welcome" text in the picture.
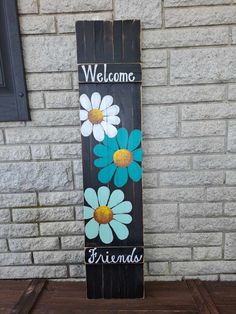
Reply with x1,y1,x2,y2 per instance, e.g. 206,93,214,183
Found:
80,63,138,83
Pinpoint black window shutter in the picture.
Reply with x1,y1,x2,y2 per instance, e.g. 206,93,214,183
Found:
0,0,30,121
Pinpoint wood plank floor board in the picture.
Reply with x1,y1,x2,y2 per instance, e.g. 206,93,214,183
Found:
32,304,198,313
216,305,236,314
32,310,198,314
0,280,29,291
204,282,236,306
32,297,197,311
36,292,195,306
0,280,236,313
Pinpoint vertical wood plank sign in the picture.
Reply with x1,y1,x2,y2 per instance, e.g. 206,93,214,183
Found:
76,20,144,299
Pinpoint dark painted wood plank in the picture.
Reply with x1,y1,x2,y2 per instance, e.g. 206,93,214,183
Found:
103,264,144,298
76,21,86,63
10,279,47,314
77,20,143,299
113,21,123,63
76,21,96,63
84,21,95,63
86,265,103,299
95,21,105,62
123,20,141,62
103,21,114,63
0,51,4,86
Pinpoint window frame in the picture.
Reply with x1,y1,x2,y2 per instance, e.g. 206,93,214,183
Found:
0,0,30,122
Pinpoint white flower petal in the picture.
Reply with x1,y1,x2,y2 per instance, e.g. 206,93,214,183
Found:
81,119,93,137
104,115,120,125
80,110,88,121
93,124,105,142
112,201,132,214
108,190,124,208
80,94,92,111
85,218,99,239
91,92,101,109
99,224,113,244
113,214,132,224
100,95,113,111
101,121,118,138
98,186,110,206
103,105,120,116
84,188,99,209
84,206,94,219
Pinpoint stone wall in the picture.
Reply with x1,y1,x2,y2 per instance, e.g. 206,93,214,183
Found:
0,0,235,280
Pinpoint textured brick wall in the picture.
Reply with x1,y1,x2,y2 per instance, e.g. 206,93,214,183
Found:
0,0,235,280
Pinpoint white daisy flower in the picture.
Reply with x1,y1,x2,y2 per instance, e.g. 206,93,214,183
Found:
79,92,120,142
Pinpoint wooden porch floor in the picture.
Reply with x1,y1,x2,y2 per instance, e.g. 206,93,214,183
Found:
0,279,236,313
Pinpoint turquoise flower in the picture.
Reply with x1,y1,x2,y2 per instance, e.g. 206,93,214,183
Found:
84,186,132,244
94,128,142,187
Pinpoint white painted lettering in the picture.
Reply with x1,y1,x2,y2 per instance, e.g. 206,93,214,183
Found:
87,248,143,264
128,72,135,82
81,64,137,83
81,64,97,82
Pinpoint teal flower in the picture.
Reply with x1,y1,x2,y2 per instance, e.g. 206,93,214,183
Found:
84,186,132,244
94,128,142,187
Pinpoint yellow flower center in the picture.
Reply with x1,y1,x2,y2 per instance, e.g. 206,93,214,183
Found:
113,149,133,168
88,108,103,124
94,205,113,224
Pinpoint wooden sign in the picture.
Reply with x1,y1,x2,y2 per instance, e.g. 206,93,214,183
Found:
76,20,144,299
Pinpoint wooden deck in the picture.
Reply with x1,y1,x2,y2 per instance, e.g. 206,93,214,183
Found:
0,279,236,314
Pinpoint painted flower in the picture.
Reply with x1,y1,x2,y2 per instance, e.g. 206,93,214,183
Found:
94,128,142,187
80,92,120,142
84,186,132,244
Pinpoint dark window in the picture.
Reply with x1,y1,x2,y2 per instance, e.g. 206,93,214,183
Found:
0,0,30,121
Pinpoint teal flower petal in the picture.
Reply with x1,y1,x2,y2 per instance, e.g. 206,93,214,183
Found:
94,155,113,168
110,220,129,240
113,214,132,224
114,167,128,187
128,129,142,151
85,218,99,239
108,189,124,208
132,148,143,162
103,135,118,151
84,206,94,219
97,186,110,206
84,188,99,209
112,201,132,214
117,128,128,149
128,161,142,182
99,224,113,244
93,144,114,158
98,163,117,184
